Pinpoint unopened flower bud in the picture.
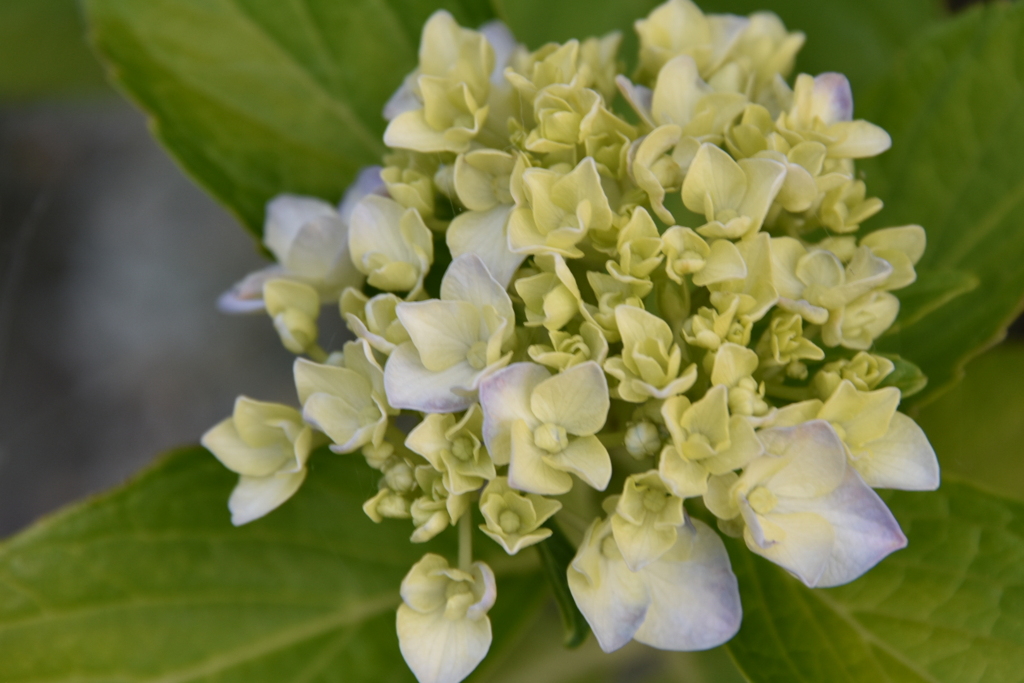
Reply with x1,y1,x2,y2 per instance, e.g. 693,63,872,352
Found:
264,279,320,354
625,421,661,459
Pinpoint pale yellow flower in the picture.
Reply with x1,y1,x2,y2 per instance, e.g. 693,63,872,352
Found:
605,305,698,402
478,477,562,554
479,361,611,494
508,157,614,258
397,554,496,683
201,398,314,526
682,142,786,239
659,385,764,497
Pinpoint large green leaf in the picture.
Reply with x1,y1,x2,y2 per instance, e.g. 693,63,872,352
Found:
884,269,979,335
862,2,1024,405
0,445,545,682
916,343,1024,502
83,0,495,236
0,0,107,99
725,478,1024,683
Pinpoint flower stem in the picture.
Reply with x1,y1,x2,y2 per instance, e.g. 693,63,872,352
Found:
458,509,473,572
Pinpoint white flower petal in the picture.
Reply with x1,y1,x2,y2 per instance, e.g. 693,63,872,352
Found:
545,435,612,491
795,467,907,587
396,605,492,683
855,412,940,491
385,108,476,154
479,20,518,83
616,74,654,127
228,471,307,526
216,265,285,314
758,420,848,498
659,446,711,498
508,420,573,495
633,520,742,651
294,358,367,405
745,509,835,586
479,363,549,465
736,157,787,229
284,216,350,284
440,252,515,322
338,165,387,225
611,515,677,573
530,361,609,436
651,55,708,127
201,418,291,478
383,72,421,121
829,120,892,159
303,393,378,453
692,239,747,287
567,519,650,653
397,300,480,371
466,561,498,621
264,194,337,264
349,195,418,269
447,206,523,288
400,553,451,613
385,343,480,413
810,72,853,124
405,415,455,471
769,237,807,300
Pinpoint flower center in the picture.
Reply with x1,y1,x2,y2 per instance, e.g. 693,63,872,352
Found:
446,580,472,600
443,580,476,621
450,435,475,461
498,510,521,534
642,488,668,513
533,423,569,453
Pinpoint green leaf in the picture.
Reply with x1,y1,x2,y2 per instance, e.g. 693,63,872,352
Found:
725,478,1024,683
0,0,108,99
862,2,1024,405
885,269,979,334
916,343,1024,503
83,0,495,236
0,445,545,682
536,521,590,648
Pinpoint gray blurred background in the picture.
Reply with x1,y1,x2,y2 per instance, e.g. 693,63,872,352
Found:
0,100,296,534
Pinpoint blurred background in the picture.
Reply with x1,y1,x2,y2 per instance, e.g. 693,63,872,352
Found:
0,0,301,534
0,0,1018,541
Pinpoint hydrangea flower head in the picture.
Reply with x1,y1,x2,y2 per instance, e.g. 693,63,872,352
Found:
205,3,940,681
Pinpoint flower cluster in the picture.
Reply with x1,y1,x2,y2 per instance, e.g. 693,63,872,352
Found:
204,2,939,681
